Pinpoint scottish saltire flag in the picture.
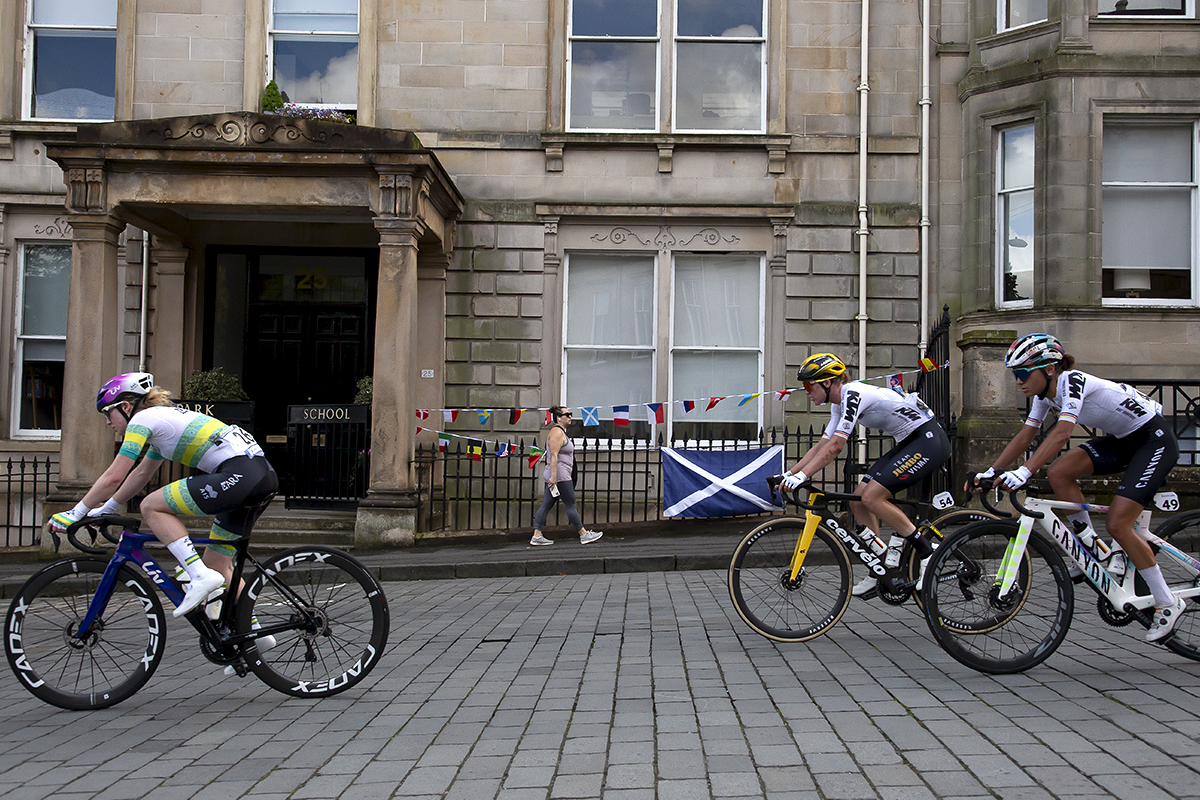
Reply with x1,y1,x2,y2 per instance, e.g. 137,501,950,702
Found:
647,402,665,423
662,446,784,518
613,405,630,426
582,406,600,427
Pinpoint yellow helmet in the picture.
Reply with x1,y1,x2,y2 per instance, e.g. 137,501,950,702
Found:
797,353,848,383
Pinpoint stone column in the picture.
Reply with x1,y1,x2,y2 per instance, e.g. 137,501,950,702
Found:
355,217,422,547
149,237,189,393
48,213,125,518
955,329,1022,487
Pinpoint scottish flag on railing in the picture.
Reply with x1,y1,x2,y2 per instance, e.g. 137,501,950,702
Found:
662,446,784,518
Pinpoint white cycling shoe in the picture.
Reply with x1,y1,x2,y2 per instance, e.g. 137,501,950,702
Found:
851,576,878,598
224,634,278,677
173,568,226,618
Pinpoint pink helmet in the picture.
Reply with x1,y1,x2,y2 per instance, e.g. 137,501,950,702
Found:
96,372,154,412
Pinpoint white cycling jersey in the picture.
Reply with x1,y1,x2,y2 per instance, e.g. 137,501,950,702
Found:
823,382,935,443
1025,370,1162,438
117,406,264,473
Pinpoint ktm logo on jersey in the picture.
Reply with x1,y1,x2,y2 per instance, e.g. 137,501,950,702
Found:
842,391,861,426
1067,372,1085,401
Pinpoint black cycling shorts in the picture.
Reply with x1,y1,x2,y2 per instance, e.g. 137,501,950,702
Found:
163,455,278,550
863,419,951,494
1080,415,1178,507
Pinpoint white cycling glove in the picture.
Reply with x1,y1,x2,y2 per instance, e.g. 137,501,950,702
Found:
999,465,1031,491
976,467,995,483
88,498,122,517
781,471,808,491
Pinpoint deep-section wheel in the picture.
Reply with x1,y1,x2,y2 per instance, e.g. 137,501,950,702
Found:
904,508,1001,611
237,547,390,697
1150,510,1200,661
728,517,853,642
922,520,1074,674
4,558,166,710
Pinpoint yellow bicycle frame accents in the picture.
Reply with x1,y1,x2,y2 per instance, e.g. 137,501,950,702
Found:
790,490,824,580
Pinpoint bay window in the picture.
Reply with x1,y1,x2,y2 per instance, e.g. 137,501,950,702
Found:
996,124,1035,308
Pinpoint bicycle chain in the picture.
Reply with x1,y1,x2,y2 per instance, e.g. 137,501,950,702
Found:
1096,597,1136,627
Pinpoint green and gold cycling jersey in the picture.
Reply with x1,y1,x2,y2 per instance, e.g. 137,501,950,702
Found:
118,406,264,472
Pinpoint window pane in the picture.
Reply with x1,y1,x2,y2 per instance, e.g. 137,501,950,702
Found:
678,0,763,37
1002,190,1034,303
1005,0,1048,27
674,255,760,347
1098,0,1184,14
676,42,761,131
20,357,65,431
32,0,116,27
570,41,656,130
671,352,759,422
273,39,358,105
1001,126,1034,189
566,255,655,347
1103,187,1191,269
572,0,657,37
274,0,358,32
1103,125,1192,183
32,31,115,119
22,244,71,336
565,349,654,411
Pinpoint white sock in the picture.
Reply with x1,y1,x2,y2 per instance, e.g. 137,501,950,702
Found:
167,537,208,580
1139,565,1175,607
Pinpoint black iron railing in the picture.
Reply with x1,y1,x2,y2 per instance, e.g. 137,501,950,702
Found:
3,456,57,548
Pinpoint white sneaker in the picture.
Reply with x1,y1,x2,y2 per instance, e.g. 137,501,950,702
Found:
1146,597,1187,643
173,568,225,618
851,575,878,597
530,534,554,546
224,634,278,677
579,529,603,545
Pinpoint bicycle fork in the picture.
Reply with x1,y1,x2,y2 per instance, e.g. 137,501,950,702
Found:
788,498,824,582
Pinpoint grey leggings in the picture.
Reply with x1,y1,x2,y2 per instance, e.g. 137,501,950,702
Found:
534,481,582,531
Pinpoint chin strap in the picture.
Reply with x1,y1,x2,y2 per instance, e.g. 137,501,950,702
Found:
1036,368,1052,399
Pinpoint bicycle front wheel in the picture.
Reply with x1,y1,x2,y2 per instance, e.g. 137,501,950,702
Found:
904,508,1000,612
4,558,167,710
1151,510,1200,661
238,547,390,698
922,520,1074,674
728,518,853,642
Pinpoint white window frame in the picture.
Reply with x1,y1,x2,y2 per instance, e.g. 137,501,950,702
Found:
1101,119,1199,308
268,0,360,111
22,0,117,122
560,247,765,443
995,123,1036,310
12,242,70,441
1095,0,1194,19
565,0,767,134
997,0,1048,31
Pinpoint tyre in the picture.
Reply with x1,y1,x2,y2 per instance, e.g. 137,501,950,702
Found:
728,517,853,642
237,547,390,697
904,508,1000,612
922,520,1075,674
4,558,166,710
1150,510,1200,661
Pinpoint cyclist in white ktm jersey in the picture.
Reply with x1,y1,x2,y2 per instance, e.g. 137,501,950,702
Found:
969,333,1184,643
782,353,951,598
47,373,279,625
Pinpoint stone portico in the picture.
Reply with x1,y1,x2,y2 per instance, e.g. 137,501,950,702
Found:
45,113,464,546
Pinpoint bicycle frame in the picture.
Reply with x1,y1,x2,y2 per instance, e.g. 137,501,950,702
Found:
995,492,1200,615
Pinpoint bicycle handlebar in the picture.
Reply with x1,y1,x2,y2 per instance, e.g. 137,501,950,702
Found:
766,475,862,511
965,472,1042,520
62,515,143,555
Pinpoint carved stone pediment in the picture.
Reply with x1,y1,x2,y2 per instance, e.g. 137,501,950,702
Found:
71,113,421,151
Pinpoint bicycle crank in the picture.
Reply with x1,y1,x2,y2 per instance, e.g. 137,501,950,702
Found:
1097,597,1136,627
877,571,914,606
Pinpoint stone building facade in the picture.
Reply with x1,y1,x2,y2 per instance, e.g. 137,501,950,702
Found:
0,0,1196,542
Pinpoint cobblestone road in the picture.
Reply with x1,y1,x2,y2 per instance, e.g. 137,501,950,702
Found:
1,570,1198,799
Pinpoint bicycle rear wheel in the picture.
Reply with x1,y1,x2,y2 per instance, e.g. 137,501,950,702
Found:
4,558,166,710
922,520,1074,674
237,547,389,698
728,518,853,642
1151,510,1200,661
904,508,1000,611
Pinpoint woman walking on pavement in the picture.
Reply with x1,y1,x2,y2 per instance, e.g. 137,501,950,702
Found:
530,406,602,546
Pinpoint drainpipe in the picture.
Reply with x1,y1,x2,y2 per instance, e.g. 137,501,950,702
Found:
856,0,871,464
138,232,150,372
918,0,932,356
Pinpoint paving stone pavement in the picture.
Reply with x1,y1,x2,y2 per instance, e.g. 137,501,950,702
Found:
1,567,1198,800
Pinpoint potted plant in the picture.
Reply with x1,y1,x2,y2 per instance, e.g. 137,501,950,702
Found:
177,367,254,428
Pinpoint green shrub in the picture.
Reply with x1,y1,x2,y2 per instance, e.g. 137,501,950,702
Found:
181,368,250,401
354,376,372,405
261,80,285,113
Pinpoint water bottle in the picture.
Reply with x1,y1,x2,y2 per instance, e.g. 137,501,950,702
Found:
885,535,905,568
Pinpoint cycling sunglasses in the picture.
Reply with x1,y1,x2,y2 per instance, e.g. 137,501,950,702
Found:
1011,368,1037,381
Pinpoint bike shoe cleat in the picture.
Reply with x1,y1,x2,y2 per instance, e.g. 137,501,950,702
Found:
1146,597,1187,644
851,575,878,599
173,568,225,618
224,634,277,677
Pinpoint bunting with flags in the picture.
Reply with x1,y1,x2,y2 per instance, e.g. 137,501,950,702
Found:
437,432,450,452
613,405,630,426
528,446,545,469
582,407,600,427
647,402,665,423
678,399,696,414
706,396,725,411
509,408,523,425
918,357,939,373
415,409,429,420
